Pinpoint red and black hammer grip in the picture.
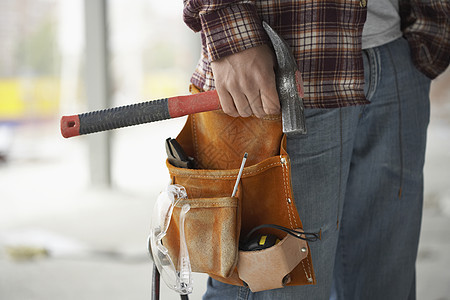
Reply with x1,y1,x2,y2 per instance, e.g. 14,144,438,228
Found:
60,90,220,138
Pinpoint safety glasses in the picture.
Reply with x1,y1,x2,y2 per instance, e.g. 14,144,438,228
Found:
148,184,193,295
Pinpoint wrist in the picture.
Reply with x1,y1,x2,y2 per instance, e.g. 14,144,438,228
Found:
199,3,268,61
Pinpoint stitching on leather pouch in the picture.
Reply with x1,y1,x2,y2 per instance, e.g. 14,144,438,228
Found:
281,155,293,228
192,114,199,160
302,258,313,281
301,260,311,281
177,199,238,208
280,155,298,229
287,161,299,229
289,202,299,228
169,161,282,179
181,202,237,208
281,155,294,229
291,205,299,228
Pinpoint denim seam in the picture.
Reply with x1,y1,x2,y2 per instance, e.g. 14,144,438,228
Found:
336,209,347,300
338,107,346,300
361,51,370,119
363,50,371,100
237,285,249,300
370,49,379,101
337,108,343,228
340,210,348,300
363,48,378,102
361,48,378,120
386,45,404,198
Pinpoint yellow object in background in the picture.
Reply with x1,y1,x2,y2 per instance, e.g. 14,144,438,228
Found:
0,80,24,119
0,78,60,121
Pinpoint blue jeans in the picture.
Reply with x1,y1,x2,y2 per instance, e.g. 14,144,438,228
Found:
203,37,431,300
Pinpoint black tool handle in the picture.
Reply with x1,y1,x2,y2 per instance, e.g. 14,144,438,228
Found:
79,99,170,135
152,264,160,300
60,91,221,138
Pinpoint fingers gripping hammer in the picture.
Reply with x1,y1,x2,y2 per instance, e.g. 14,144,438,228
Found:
60,22,306,138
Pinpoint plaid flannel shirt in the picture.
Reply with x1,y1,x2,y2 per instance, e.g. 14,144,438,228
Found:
400,0,450,80
184,0,450,108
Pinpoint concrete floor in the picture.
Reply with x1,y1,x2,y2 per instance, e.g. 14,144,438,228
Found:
0,100,449,300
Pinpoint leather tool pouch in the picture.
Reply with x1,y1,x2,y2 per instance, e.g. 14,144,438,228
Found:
163,88,316,292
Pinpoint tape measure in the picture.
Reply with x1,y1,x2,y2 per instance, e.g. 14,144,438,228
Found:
240,234,280,251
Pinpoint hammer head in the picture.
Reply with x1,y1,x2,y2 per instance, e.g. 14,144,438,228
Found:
263,22,307,135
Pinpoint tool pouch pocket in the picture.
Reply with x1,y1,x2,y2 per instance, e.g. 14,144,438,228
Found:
163,93,316,290
164,195,240,278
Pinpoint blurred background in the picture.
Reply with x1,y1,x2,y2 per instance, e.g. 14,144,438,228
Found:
0,0,449,299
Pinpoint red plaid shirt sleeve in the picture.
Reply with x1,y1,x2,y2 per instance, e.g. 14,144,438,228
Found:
400,0,450,79
183,1,268,61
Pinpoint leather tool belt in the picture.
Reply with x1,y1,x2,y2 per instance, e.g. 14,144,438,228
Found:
163,87,316,292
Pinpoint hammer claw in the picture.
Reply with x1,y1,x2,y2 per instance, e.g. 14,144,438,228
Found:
263,22,307,135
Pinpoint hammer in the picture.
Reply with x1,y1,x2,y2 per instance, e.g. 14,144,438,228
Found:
60,22,306,138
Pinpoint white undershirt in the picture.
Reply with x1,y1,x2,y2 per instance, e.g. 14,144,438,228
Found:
362,0,403,49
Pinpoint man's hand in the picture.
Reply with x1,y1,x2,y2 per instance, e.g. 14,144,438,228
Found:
211,44,280,118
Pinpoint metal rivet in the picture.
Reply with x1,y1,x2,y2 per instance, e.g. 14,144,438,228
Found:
281,157,286,164
308,277,313,283
287,198,292,204
301,247,307,253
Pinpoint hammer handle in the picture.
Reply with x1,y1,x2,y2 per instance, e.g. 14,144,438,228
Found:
60,90,220,138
